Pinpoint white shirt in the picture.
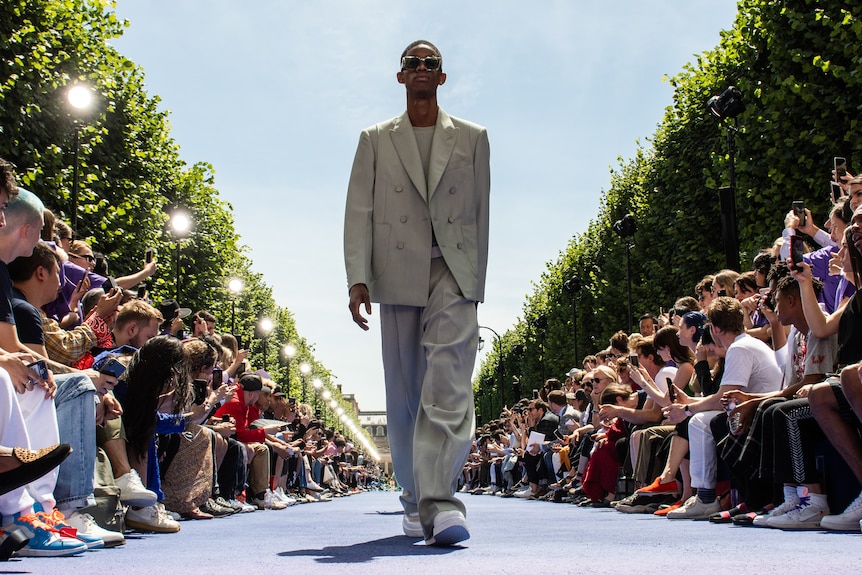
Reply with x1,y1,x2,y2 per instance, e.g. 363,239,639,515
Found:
722,333,783,394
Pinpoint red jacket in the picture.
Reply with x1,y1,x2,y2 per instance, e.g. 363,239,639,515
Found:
215,388,266,444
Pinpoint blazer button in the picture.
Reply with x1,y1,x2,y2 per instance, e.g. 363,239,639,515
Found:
397,242,405,249
448,217,454,223
449,187,456,194
400,216,408,223
395,186,403,193
457,242,463,249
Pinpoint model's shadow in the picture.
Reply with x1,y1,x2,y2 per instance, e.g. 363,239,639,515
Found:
278,535,465,564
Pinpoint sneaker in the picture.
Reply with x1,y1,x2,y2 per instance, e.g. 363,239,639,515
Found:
402,512,423,538
666,495,720,520
767,489,829,529
272,488,298,507
217,497,244,512
513,486,532,499
114,470,158,507
617,493,677,514
821,491,862,531
125,505,180,533
6,512,88,557
635,477,680,495
64,511,125,547
752,497,801,527
425,510,469,546
200,498,234,517
228,499,257,513
32,505,103,549
653,499,683,516
114,469,158,507
253,491,287,510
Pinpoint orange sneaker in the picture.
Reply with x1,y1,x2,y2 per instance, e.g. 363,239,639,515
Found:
654,499,683,516
636,477,680,495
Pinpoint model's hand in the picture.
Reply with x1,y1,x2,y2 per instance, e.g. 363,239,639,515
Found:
348,284,372,331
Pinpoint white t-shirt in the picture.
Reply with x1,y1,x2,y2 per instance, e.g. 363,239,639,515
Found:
722,333,783,394
654,365,678,393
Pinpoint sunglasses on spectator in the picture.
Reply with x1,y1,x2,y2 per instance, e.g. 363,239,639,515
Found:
70,253,95,263
401,55,442,71
590,377,607,385
717,289,728,296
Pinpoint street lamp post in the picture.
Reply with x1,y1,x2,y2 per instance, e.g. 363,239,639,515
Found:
299,362,311,403
312,378,323,413
479,325,504,413
256,316,274,371
168,208,192,302
227,277,243,334
67,83,94,238
281,343,296,395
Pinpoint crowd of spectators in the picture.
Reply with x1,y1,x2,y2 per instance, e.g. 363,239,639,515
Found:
461,167,862,534
0,158,384,560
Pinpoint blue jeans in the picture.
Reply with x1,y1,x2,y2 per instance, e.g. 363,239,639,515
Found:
53,373,97,512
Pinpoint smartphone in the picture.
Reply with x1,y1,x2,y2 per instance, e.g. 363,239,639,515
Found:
791,235,805,271
831,181,844,203
792,200,807,228
211,368,223,388
233,334,244,350
145,248,154,264
99,358,126,379
136,282,147,299
279,424,290,432
667,377,676,403
553,429,564,441
835,156,847,180
221,414,230,422
102,276,119,292
27,360,49,381
532,389,539,399
629,353,639,368
192,379,208,405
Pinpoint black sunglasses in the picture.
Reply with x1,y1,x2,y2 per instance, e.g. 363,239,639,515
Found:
401,55,442,71
70,253,95,263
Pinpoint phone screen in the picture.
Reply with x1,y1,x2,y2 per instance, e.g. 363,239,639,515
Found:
831,181,844,203
791,235,805,270
835,156,848,180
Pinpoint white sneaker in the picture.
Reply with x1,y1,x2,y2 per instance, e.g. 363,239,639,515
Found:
425,510,469,546
514,487,532,499
402,512,423,538
229,499,257,513
821,491,862,531
666,495,720,520
125,505,180,533
156,503,181,521
752,496,801,527
273,487,298,507
65,511,125,547
767,488,829,529
114,470,158,507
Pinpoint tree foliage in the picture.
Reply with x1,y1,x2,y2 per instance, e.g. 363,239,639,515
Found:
474,0,862,423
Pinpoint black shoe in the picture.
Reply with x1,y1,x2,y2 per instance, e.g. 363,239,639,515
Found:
0,444,71,496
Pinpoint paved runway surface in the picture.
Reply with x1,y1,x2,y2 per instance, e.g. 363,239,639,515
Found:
7,491,861,574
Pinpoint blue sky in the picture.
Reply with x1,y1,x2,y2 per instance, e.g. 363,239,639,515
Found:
111,0,739,411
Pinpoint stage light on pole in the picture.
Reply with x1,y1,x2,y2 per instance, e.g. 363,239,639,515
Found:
168,207,193,301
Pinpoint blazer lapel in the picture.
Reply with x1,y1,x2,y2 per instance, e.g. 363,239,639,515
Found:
427,109,457,201
389,112,427,202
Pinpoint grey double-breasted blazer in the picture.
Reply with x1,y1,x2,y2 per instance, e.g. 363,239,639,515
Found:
343,108,490,307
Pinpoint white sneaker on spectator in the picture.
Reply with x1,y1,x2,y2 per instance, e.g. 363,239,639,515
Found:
273,488,298,507
666,495,720,520
767,488,828,529
229,499,256,513
513,486,532,499
156,504,181,521
402,512,423,538
114,470,158,507
65,511,125,547
752,496,801,527
821,491,862,531
125,505,180,533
